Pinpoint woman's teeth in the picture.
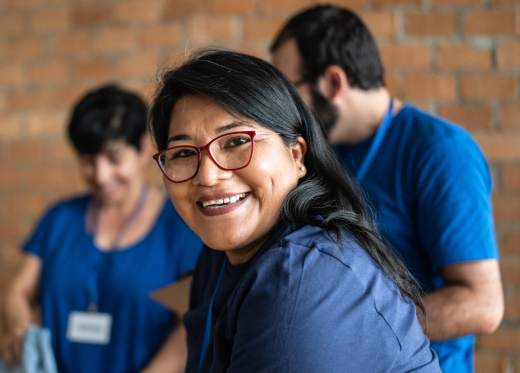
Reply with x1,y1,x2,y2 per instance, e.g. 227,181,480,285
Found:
201,193,248,209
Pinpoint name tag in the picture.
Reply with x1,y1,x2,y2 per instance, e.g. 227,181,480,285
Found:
67,311,112,345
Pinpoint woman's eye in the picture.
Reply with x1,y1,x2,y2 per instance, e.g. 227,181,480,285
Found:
171,148,197,159
226,136,250,148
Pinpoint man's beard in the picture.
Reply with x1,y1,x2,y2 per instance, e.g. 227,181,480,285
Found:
309,83,339,134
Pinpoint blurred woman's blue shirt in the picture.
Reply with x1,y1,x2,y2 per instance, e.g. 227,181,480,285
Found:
23,195,203,373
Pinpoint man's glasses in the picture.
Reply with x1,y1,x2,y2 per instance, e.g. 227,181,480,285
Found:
153,131,279,183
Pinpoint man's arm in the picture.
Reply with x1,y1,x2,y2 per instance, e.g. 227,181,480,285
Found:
416,259,503,341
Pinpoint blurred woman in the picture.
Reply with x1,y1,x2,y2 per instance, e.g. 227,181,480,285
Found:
149,50,441,372
1,85,203,373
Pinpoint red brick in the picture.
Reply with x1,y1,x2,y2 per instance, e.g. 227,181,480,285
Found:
11,0,44,9
385,75,399,97
31,8,70,32
264,0,312,11
50,87,87,107
504,165,520,192
492,196,520,223
74,60,114,80
475,134,520,161
0,14,25,35
505,293,520,320
479,327,520,350
432,0,479,5
0,64,22,85
0,115,21,139
461,75,516,99
94,28,135,52
362,12,397,38
46,141,78,161
403,75,455,99
72,6,110,27
473,354,508,373
29,168,69,188
497,43,520,68
437,45,491,69
10,90,52,109
27,111,67,137
407,13,456,36
236,47,268,61
163,0,207,18
501,104,520,129
9,195,48,216
10,37,45,59
141,25,182,48
244,17,287,41
381,45,431,69
0,221,20,239
374,0,420,6
439,104,492,130
8,142,45,162
28,61,68,83
190,17,235,43
211,0,255,14
465,11,517,36
117,54,158,77
55,32,89,55
114,0,159,22
318,0,366,8
502,231,520,255
0,168,22,187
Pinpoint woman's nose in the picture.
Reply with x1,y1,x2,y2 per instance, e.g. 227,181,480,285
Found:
93,158,113,185
193,151,232,186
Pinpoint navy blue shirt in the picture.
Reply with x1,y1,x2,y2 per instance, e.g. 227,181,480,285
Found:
184,223,440,373
24,195,203,373
335,105,499,373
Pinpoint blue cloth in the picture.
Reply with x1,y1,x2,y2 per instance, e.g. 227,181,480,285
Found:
335,105,499,373
0,326,57,373
184,223,441,373
23,195,203,373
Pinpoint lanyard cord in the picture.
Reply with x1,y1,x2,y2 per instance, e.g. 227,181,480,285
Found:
199,258,226,371
355,98,394,182
86,186,149,311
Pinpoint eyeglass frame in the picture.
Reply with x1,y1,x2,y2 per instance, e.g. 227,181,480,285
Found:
152,130,279,183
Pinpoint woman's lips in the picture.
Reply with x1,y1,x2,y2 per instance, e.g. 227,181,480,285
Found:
197,192,250,216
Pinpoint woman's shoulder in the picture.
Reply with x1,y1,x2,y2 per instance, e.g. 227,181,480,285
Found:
37,194,90,225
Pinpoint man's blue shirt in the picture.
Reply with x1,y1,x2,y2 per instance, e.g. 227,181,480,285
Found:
335,105,499,373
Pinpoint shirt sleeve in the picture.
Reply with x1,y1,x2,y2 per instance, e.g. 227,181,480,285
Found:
415,133,498,270
225,244,440,373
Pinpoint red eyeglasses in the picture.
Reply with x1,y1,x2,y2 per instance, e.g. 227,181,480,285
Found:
153,131,279,183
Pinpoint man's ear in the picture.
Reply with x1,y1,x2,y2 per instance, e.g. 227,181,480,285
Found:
317,65,349,103
291,136,308,180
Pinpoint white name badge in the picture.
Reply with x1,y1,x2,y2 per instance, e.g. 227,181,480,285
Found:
66,311,112,345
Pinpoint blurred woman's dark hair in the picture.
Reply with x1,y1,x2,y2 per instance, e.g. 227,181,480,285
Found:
270,5,385,90
68,84,148,154
149,49,424,314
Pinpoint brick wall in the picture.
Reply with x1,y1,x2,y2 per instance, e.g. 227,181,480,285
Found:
0,0,519,370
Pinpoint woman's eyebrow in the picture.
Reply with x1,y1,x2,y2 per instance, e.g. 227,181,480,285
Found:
216,121,256,134
167,133,191,144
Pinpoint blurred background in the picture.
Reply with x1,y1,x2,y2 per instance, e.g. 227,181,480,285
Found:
0,0,519,371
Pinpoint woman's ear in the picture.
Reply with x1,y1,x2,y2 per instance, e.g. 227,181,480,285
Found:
317,65,349,103
291,136,308,179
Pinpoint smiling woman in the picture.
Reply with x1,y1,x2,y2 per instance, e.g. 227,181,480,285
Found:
149,50,442,373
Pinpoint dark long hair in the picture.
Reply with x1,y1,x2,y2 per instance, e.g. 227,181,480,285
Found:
271,5,385,90
149,49,424,313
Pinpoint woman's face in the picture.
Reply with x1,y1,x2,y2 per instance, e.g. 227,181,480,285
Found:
164,95,306,265
79,139,148,207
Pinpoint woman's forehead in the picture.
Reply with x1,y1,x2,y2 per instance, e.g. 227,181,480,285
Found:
168,95,263,138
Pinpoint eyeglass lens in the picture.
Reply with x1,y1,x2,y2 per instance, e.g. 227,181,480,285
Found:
158,133,253,182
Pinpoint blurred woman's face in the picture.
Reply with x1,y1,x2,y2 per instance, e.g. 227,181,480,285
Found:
164,95,306,266
79,139,147,207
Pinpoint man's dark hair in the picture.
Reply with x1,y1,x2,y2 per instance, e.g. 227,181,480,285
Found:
271,5,385,90
149,49,424,315
68,84,147,154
